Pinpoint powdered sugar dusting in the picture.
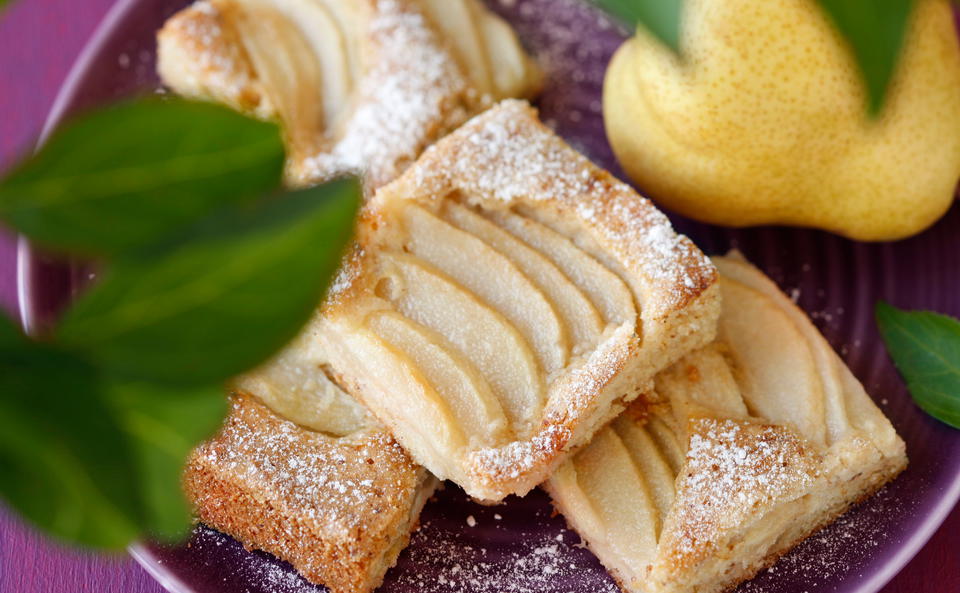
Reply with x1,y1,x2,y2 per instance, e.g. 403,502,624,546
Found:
258,558,328,593
664,418,820,565
171,487,620,593
161,0,488,192
297,0,480,190
387,488,620,593
180,525,328,593
392,529,618,593
470,423,571,483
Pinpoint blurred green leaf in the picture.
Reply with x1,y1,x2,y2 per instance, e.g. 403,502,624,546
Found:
58,180,360,386
876,302,960,429
0,314,230,546
808,0,914,114
105,380,226,540
0,99,284,255
0,315,141,548
592,0,683,52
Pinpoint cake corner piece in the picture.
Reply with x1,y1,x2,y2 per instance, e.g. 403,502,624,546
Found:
183,392,438,593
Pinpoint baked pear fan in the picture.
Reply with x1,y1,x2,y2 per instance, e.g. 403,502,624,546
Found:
545,254,907,593
185,340,437,593
318,100,721,502
157,0,541,189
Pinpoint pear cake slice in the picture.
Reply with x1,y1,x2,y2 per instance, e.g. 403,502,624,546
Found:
184,340,437,593
157,0,541,190
545,254,907,593
320,100,721,502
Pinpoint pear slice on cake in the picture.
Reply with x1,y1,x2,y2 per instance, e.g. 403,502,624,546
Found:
444,202,605,355
487,208,637,327
376,251,545,435
367,310,511,449
401,204,568,375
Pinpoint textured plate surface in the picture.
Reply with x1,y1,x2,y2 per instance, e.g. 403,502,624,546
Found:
19,1,960,592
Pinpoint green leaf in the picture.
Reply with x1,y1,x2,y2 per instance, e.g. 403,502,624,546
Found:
818,0,914,114
0,98,284,256
105,380,226,540
876,302,960,429
0,315,141,548
591,0,683,52
58,179,361,386
0,315,230,547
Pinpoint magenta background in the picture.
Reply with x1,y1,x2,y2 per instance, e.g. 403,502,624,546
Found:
0,1,956,592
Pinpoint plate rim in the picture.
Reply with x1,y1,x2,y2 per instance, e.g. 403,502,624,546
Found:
14,0,960,592
15,0,138,336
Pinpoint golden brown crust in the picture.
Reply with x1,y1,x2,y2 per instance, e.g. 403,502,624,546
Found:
157,1,271,117
462,331,648,501
548,398,906,593
184,394,437,593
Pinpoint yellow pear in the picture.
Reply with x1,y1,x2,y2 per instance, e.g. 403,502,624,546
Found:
604,0,960,241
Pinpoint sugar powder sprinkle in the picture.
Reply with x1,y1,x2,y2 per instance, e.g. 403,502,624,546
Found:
387,488,622,593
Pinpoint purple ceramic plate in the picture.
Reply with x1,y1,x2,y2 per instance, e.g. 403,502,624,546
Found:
18,1,960,592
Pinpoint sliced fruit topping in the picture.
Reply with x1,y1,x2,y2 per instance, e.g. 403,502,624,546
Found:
368,310,511,447
310,0,362,83
228,1,328,157
655,344,748,422
574,430,659,567
246,0,355,127
613,418,677,530
336,326,467,474
234,343,369,437
547,463,606,538
487,209,636,326
476,10,537,98
713,256,851,442
645,415,685,473
377,251,545,435
418,0,493,94
719,276,827,446
403,204,568,375
444,203,603,355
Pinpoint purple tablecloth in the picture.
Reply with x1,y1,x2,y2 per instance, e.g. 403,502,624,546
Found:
0,1,956,592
